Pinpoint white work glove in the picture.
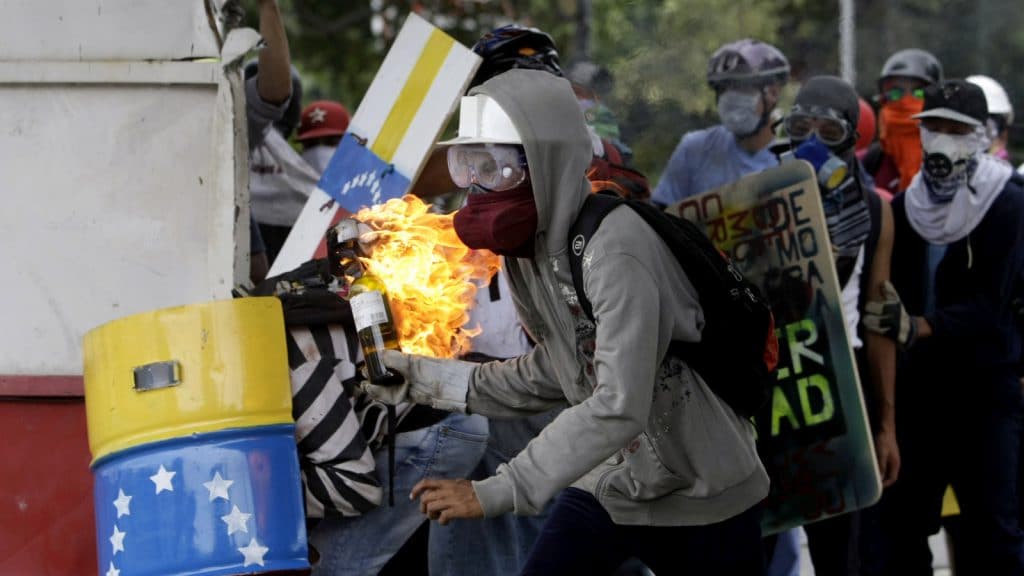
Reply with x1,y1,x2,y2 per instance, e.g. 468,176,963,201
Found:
361,349,474,413
862,280,917,348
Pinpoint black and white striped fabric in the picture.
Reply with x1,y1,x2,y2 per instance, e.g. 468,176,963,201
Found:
286,324,415,518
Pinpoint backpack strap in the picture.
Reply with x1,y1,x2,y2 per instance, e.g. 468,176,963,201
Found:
857,188,883,314
569,192,625,322
861,142,883,177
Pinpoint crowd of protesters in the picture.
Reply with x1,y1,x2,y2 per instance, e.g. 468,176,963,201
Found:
242,1,1024,574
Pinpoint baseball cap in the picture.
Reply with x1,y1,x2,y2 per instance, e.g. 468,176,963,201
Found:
912,79,988,127
297,100,350,141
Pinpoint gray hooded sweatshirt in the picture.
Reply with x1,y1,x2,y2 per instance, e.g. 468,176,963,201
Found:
464,69,769,526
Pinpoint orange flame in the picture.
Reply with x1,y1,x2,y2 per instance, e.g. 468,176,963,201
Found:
353,195,500,358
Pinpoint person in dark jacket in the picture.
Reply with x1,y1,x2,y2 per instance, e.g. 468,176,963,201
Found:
864,79,1024,575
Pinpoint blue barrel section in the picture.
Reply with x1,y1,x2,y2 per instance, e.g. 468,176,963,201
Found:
91,425,308,576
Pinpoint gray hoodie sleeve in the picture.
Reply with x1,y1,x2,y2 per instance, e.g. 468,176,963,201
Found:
467,343,568,418
473,250,686,517
246,76,290,151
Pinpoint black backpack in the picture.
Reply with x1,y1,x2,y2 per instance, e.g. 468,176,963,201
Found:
568,192,778,418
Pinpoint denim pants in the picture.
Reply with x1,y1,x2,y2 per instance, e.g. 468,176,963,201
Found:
429,414,558,576
308,412,488,576
520,487,765,576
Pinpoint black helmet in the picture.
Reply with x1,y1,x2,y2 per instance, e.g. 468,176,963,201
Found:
469,24,563,88
878,49,943,88
244,60,304,139
707,39,790,92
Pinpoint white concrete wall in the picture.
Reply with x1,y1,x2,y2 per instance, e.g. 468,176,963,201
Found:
0,2,247,376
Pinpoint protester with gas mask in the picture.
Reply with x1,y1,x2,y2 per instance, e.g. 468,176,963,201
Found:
364,69,768,573
867,79,1024,575
783,76,899,576
652,39,789,206
862,49,944,196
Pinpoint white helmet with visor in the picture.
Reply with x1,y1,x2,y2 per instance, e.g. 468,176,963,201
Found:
440,94,528,192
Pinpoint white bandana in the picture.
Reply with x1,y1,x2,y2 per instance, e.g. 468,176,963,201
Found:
249,128,320,226
905,153,1014,244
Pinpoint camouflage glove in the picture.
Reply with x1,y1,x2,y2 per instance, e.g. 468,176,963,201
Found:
862,280,917,348
361,349,473,413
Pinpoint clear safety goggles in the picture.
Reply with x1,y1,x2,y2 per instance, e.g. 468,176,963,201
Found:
784,105,852,147
447,143,528,191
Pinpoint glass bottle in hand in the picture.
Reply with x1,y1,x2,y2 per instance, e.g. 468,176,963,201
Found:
348,272,403,385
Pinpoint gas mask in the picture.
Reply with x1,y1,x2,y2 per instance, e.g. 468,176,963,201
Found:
793,136,870,284
301,145,337,175
718,89,763,137
919,127,983,203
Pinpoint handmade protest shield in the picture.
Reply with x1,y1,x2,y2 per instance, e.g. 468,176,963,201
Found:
270,13,481,276
668,161,881,533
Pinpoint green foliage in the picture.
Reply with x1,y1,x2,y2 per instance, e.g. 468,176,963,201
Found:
257,0,1024,181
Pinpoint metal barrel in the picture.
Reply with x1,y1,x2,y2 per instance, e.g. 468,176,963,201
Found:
83,298,309,576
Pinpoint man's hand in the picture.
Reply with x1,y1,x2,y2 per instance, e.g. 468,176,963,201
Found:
874,428,901,488
360,350,474,413
411,479,483,525
863,281,917,348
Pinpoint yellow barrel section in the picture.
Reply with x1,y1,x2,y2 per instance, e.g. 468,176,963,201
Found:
83,297,293,463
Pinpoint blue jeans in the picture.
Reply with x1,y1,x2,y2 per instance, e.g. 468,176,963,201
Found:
766,528,801,576
429,414,558,576
309,412,488,576
521,488,764,575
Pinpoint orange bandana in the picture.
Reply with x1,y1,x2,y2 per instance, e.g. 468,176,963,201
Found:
879,96,925,192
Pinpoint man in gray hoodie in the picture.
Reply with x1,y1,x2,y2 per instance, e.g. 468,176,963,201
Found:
365,69,768,573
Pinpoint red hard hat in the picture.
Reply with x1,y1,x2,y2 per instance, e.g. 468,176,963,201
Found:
297,100,350,141
855,97,876,153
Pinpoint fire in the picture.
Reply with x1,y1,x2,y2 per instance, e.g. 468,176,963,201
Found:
353,195,500,358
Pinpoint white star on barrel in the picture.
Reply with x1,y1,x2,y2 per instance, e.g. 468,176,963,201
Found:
221,505,252,535
113,489,132,518
149,465,175,494
109,524,126,555
203,472,234,501
238,537,269,567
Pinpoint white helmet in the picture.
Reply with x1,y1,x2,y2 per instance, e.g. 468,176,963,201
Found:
439,94,522,145
967,74,1013,123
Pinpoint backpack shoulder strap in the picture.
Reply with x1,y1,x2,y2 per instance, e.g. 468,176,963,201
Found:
857,188,883,315
569,192,625,322
861,142,883,176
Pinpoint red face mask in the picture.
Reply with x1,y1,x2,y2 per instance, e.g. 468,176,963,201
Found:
453,184,538,258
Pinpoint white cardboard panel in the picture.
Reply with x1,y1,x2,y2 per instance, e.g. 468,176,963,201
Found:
0,0,221,61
